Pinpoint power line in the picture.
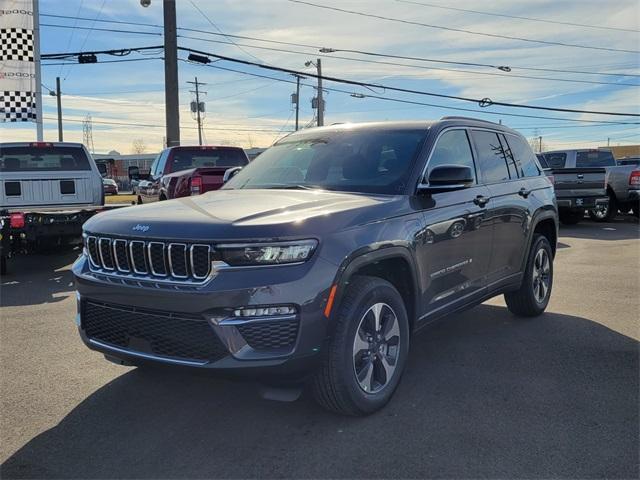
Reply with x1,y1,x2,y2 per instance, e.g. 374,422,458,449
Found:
63,0,107,81
39,13,640,77
42,57,164,66
179,46,640,117
187,0,268,65
395,0,639,33
41,45,165,59
286,0,640,54
179,35,640,87
41,22,162,36
43,116,293,132
181,56,640,125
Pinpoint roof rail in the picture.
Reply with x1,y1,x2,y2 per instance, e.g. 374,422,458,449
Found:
440,116,503,126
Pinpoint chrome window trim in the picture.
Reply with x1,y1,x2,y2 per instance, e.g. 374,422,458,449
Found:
168,243,189,279
113,239,131,273
147,241,168,277
98,237,115,271
129,240,148,274
190,244,211,280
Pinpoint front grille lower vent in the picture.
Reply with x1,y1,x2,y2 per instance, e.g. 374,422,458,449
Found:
236,319,299,351
82,300,228,363
86,236,212,283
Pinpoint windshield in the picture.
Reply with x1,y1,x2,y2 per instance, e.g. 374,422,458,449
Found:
169,148,248,173
0,146,91,172
223,129,427,194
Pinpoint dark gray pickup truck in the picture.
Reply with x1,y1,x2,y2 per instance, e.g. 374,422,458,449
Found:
542,149,639,221
537,153,608,225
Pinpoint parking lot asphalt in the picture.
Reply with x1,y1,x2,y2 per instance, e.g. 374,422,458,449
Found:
1,218,638,479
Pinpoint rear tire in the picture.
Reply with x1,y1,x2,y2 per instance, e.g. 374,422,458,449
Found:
559,210,583,225
312,276,410,416
589,194,617,222
505,234,553,317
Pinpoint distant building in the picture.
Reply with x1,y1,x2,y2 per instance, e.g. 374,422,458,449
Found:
93,153,158,189
603,145,640,159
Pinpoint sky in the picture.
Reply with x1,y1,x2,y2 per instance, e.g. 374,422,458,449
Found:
2,0,639,154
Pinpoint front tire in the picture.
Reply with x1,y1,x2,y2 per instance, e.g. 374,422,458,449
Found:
505,234,553,317
312,276,410,416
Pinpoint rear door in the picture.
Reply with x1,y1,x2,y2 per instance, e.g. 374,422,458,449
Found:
470,130,529,285
0,144,101,208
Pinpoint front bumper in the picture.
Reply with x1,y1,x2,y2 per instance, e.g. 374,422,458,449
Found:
557,196,608,209
73,254,337,378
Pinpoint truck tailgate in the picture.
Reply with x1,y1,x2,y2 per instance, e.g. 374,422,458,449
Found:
551,167,606,198
1,171,99,208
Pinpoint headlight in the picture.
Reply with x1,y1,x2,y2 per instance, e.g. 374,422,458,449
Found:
216,239,317,266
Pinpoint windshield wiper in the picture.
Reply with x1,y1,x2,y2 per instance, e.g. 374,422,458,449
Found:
265,184,322,191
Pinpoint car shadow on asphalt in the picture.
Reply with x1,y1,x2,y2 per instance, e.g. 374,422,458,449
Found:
2,305,638,479
560,216,639,242
0,250,80,307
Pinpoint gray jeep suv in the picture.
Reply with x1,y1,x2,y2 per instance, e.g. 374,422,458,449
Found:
73,117,558,415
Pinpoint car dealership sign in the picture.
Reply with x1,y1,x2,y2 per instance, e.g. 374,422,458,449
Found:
0,0,42,137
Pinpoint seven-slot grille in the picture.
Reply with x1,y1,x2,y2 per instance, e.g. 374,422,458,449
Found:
86,236,212,282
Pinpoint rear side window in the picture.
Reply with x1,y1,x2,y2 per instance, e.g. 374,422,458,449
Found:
470,130,511,184
576,150,616,168
543,153,566,169
505,134,541,177
0,146,91,172
537,154,549,169
426,129,476,183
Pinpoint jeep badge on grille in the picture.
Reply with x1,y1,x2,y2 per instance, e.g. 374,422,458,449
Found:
132,224,150,232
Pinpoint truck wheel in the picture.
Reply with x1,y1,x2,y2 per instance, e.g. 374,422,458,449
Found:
0,255,6,276
589,194,617,222
559,210,583,225
312,276,410,416
505,234,553,317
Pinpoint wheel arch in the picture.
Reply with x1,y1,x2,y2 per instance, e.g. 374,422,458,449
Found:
330,246,420,333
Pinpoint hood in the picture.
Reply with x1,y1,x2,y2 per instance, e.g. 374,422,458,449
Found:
84,189,407,241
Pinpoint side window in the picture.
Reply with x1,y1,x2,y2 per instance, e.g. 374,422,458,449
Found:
155,150,169,176
506,134,541,177
544,153,567,169
149,156,159,176
576,150,616,168
426,129,476,183
470,130,510,184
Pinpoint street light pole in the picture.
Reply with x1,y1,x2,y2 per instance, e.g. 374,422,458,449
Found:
295,75,301,130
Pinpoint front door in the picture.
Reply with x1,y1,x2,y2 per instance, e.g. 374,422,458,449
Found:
414,129,493,317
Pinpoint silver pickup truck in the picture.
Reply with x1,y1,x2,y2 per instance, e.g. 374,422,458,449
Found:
542,149,640,221
0,142,105,274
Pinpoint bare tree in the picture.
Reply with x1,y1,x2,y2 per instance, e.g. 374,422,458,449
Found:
131,139,147,154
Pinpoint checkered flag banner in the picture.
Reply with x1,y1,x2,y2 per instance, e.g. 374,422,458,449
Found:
0,28,34,62
1,91,37,122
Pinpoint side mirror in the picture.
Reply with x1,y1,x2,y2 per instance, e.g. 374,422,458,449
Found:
223,166,242,183
418,165,474,193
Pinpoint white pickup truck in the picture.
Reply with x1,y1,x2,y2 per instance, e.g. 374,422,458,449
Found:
0,142,105,274
541,148,640,221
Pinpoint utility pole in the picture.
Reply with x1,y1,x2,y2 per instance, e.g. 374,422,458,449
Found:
538,136,543,153
55,77,63,141
188,77,206,145
316,58,324,126
163,0,180,146
607,137,610,147
295,75,301,130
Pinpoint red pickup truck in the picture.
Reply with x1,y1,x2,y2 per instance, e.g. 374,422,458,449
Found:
130,146,249,204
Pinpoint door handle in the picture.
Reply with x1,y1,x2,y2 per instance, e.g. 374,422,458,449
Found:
518,187,531,198
473,195,490,207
